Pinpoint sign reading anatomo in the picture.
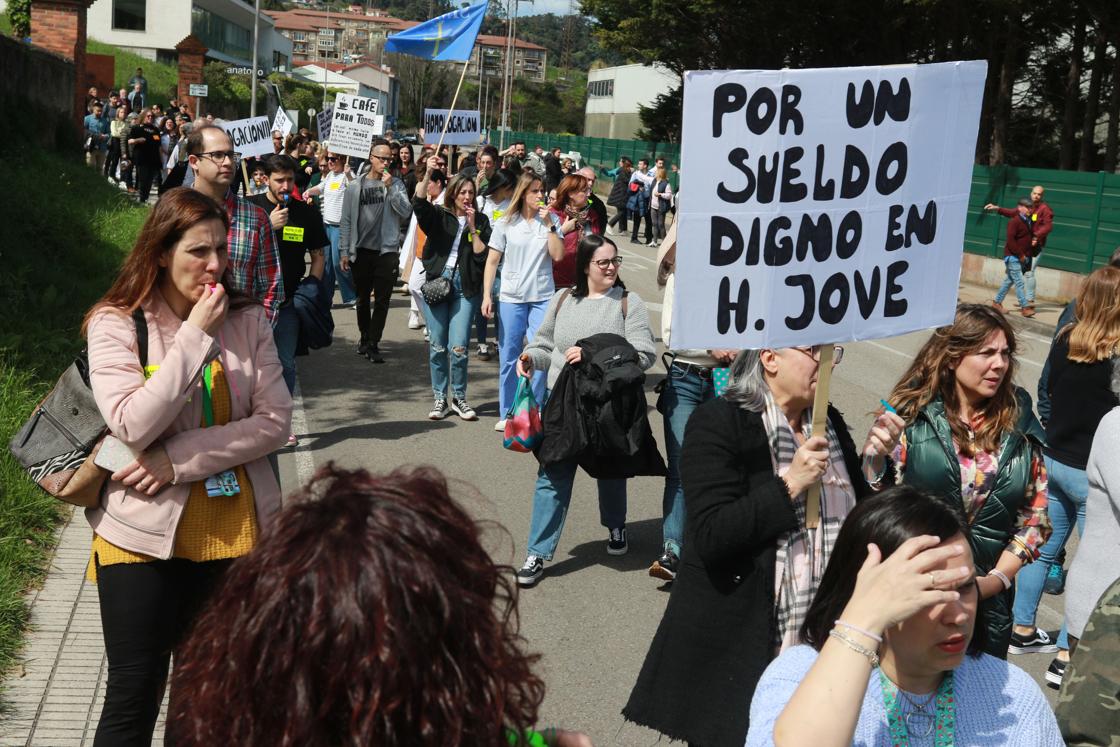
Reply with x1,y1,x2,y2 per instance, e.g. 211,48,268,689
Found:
329,94,383,159
671,61,987,350
221,116,273,158
422,109,481,145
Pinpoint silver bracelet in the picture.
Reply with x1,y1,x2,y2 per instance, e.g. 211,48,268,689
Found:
834,619,883,644
828,628,880,668
988,569,1012,591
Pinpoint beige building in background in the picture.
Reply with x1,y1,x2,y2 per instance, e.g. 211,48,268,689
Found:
584,63,677,139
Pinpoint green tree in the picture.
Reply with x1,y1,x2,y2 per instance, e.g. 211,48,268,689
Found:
6,0,30,39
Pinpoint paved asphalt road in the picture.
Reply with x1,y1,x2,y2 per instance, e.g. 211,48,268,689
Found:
275,235,1067,745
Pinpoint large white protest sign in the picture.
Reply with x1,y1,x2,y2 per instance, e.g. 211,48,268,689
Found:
422,109,481,146
272,106,294,138
221,116,273,158
316,106,333,141
329,94,383,159
671,61,987,350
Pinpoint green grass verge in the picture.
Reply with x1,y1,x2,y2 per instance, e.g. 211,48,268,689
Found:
87,38,179,105
0,146,148,688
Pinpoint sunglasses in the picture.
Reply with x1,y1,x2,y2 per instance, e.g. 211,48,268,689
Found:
592,257,623,269
792,345,845,365
327,156,340,162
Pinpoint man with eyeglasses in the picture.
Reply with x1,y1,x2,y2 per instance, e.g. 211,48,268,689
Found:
186,125,284,324
126,107,163,203
339,138,412,363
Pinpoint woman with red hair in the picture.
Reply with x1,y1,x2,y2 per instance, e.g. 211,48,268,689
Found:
549,174,603,288
81,187,291,745
167,463,591,747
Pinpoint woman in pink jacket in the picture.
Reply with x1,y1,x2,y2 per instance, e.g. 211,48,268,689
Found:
81,187,292,746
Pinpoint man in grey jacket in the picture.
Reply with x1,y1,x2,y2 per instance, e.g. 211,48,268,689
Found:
340,138,412,362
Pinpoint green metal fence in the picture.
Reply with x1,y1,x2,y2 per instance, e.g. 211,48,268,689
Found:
504,131,1120,275
504,130,681,189
966,165,1120,275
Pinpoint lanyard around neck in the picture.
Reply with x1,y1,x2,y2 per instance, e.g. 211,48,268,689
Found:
201,361,214,428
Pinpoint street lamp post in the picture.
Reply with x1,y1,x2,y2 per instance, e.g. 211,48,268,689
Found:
250,0,261,116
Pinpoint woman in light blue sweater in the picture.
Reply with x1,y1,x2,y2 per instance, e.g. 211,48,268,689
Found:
746,485,1062,747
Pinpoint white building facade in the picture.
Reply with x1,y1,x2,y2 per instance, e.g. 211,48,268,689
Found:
87,0,292,72
583,63,678,140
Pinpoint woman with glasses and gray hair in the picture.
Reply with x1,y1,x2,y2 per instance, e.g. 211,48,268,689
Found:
624,343,876,747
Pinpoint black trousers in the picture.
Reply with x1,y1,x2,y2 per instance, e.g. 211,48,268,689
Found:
93,557,231,747
352,248,399,345
607,207,628,232
105,140,121,181
135,162,160,203
630,208,652,242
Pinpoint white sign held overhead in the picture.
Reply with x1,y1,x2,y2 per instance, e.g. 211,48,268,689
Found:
221,116,273,159
422,109,481,145
272,106,294,138
188,83,208,97
329,93,382,159
316,106,333,141
671,61,988,350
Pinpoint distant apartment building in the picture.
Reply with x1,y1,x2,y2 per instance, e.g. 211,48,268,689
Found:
584,63,677,139
291,61,399,121
87,0,291,72
269,8,546,82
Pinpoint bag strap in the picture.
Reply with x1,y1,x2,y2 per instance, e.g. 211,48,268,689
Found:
555,288,627,318
622,290,629,319
132,307,149,368
555,287,572,314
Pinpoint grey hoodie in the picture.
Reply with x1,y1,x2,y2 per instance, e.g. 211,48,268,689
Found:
339,173,412,262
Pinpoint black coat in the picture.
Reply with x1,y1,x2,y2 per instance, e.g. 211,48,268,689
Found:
537,333,666,479
607,168,632,208
413,198,492,298
623,396,872,747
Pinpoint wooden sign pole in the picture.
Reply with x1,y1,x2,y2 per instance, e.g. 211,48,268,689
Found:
805,344,835,529
240,159,252,196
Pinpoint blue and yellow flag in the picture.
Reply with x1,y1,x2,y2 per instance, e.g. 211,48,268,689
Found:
385,2,488,62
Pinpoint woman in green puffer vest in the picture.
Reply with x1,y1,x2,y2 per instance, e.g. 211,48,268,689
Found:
862,303,1051,658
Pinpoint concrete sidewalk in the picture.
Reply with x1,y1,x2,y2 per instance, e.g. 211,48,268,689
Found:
0,277,1068,745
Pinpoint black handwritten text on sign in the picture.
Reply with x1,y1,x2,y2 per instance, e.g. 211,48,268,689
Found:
671,63,987,350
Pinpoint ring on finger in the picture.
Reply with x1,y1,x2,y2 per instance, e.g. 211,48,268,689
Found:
928,572,937,589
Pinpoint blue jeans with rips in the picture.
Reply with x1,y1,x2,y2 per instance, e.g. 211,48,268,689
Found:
422,272,478,400
1012,456,1087,651
658,362,716,557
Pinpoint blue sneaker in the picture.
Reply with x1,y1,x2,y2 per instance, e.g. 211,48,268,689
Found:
1043,564,1066,595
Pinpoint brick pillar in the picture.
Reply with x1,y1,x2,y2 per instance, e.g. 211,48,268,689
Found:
176,35,209,118
31,0,96,127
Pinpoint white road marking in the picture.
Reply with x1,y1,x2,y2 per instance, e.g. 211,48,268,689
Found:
863,339,1043,369
290,381,316,487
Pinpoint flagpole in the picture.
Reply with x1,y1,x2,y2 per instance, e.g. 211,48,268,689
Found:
435,59,471,153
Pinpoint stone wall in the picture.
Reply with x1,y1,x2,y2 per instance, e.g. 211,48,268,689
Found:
0,34,77,150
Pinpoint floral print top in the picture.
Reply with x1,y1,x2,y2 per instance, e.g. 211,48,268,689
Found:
885,431,1051,560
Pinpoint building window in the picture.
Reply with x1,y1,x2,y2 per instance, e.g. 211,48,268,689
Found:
191,5,251,62
589,79,614,97
112,0,145,31
292,31,306,41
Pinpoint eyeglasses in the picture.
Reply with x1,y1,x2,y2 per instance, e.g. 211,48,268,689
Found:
592,257,623,269
792,345,845,365
370,153,391,162
326,156,340,162
198,151,241,164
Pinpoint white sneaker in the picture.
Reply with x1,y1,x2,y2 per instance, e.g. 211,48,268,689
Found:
407,311,423,330
495,418,507,432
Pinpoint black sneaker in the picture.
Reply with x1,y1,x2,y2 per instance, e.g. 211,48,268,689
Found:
516,555,544,586
356,342,370,357
451,398,478,421
366,344,385,364
428,398,450,420
649,550,678,581
477,343,492,361
607,526,628,556
1045,657,1066,689
1008,628,1059,655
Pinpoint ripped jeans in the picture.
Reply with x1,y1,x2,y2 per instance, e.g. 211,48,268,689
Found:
422,271,480,400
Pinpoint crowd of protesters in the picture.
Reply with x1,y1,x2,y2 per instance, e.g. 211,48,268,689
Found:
67,107,1120,747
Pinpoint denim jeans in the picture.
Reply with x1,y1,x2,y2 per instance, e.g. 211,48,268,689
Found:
423,272,478,399
497,299,549,415
1012,456,1087,650
474,274,501,345
1024,268,1036,304
272,303,300,394
658,363,715,556
994,256,1028,307
526,456,627,560
323,224,356,304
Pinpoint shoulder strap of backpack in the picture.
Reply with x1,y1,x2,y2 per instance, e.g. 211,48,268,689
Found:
132,307,149,369
555,288,572,314
622,290,629,319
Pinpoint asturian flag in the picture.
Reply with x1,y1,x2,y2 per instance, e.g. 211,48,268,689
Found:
385,1,489,62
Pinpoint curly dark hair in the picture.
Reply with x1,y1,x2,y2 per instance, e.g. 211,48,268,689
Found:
166,463,545,746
